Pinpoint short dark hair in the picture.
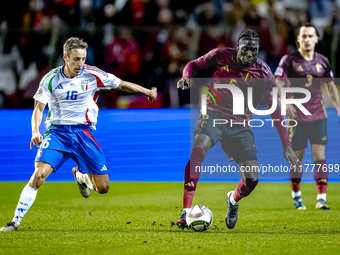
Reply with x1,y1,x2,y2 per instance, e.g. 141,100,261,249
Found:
297,23,319,37
237,29,260,46
63,37,88,56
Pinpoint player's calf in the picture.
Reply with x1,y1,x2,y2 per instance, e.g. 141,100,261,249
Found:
96,183,110,194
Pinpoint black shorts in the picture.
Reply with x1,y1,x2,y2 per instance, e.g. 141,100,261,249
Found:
194,111,257,163
288,118,328,151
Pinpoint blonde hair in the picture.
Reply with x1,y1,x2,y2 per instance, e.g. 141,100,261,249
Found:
63,37,88,56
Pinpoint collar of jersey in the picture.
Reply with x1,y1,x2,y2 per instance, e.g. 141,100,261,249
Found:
60,65,84,78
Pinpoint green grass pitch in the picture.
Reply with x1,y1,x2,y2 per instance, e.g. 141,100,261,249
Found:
0,182,339,254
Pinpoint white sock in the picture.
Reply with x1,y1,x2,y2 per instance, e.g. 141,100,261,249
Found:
317,193,326,201
12,185,38,228
76,171,94,190
230,191,238,205
183,208,191,213
292,191,302,198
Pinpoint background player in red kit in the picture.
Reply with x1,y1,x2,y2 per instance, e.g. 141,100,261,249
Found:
176,29,301,230
275,24,340,210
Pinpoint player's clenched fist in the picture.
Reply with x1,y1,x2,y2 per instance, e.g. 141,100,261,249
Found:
30,132,43,149
148,87,157,102
177,77,190,90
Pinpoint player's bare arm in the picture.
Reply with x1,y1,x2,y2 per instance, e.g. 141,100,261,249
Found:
275,79,296,119
117,80,157,102
326,81,340,118
30,101,46,150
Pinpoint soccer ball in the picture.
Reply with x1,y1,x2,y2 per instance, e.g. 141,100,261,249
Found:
186,205,213,232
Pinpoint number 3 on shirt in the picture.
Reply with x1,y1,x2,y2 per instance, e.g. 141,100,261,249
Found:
305,75,313,87
66,91,78,100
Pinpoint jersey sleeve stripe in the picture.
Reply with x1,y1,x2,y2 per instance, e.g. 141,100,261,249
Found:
84,65,108,78
93,91,99,104
90,73,105,87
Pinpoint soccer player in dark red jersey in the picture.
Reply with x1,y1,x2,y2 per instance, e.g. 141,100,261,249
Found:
176,29,301,230
275,24,340,210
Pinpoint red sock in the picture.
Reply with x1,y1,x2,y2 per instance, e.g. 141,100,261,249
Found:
233,189,242,202
183,147,206,208
183,189,195,208
290,163,302,192
315,160,327,194
234,178,258,202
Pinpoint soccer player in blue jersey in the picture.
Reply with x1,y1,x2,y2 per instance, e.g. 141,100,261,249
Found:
0,37,157,231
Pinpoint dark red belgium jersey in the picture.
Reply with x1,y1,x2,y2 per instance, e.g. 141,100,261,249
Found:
184,48,277,122
274,51,334,122
183,47,291,148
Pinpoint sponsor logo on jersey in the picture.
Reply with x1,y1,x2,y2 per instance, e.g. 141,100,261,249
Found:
81,80,88,91
221,65,229,71
37,88,43,96
55,84,64,90
316,63,322,72
297,65,304,71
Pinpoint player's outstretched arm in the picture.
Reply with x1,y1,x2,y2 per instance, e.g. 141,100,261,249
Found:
30,101,46,149
116,80,157,102
326,81,340,118
177,48,221,90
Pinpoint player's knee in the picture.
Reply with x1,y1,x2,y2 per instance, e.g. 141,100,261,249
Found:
291,178,301,184
97,183,110,194
29,169,49,189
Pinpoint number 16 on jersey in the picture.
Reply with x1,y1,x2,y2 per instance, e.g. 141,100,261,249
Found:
66,91,78,100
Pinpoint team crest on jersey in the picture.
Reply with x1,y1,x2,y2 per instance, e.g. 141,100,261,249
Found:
316,63,322,72
81,80,88,91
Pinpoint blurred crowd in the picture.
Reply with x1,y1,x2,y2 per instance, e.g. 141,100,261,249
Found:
0,0,340,108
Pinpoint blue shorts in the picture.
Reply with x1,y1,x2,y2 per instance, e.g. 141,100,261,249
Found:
35,125,108,175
